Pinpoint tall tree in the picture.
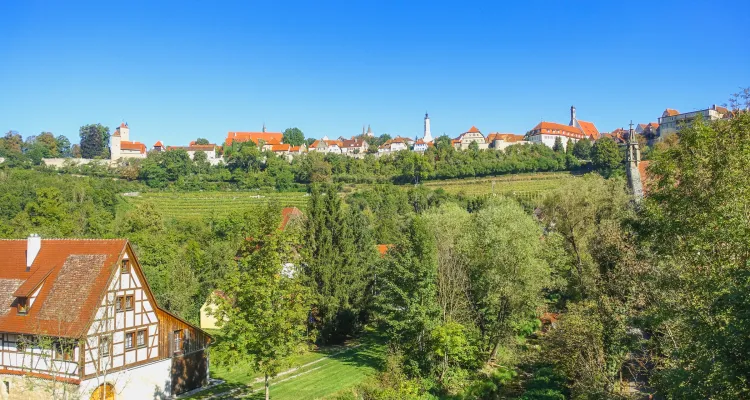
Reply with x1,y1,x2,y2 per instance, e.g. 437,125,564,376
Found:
552,136,564,152
194,138,210,145
572,138,592,160
282,127,305,146
591,137,623,177
215,206,311,400
79,124,110,158
55,135,71,157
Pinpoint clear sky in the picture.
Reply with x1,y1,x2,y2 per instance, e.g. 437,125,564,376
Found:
1,0,748,146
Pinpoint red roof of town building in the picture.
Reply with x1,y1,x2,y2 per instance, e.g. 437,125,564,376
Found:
486,133,525,143
154,141,164,147
120,141,147,153
467,126,480,133
664,109,680,116
532,122,585,139
271,144,291,152
577,120,601,140
226,132,283,146
377,244,393,256
280,207,304,230
0,239,129,337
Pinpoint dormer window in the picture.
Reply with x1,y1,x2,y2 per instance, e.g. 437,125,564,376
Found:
17,297,28,315
120,259,130,274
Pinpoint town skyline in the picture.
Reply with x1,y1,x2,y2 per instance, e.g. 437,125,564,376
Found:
2,1,748,145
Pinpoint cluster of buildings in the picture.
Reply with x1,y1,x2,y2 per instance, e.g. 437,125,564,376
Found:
96,102,740,166
0,236,210,399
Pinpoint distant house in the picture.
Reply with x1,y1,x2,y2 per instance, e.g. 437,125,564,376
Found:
657,105,728,138
453,126,489,150
528,106,600,150
485,133,528,150
166,141,221,165
110,123,147,160
340,138,368,155
309,137,343,154
379,137,410,154
225,130,284,149
0,236,211,399
413,139,429,152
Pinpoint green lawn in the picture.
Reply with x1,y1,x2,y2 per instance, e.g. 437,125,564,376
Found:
185,339,384,400
123,191,309,221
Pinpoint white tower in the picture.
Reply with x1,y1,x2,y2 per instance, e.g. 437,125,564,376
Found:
423,113,433,143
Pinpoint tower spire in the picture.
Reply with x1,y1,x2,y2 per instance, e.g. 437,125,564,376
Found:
626,120,643,202
423,112,433,143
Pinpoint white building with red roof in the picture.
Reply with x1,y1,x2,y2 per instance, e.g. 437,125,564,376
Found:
452,126,489,150
528,106,601,150
110,123,148,160
0,236,211,399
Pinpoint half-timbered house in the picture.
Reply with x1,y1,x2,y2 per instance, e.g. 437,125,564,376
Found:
0,236,211,400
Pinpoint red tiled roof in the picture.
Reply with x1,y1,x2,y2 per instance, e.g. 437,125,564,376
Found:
154,141,164,147
120,122,128,128
120,141,147,153
531,122,585,139
577,120,601,140
226,132,283,146
290,145,303,152
486,133,525,143
377,244,393,256
647,122,659,128
280,207,304,230
638,124,647,129
664,109,680,117
271,144,291,152
167,144,216,152
342,139,364,148
714,105,729,114
467,126,480,133
309,140,321,149
0,239,127,337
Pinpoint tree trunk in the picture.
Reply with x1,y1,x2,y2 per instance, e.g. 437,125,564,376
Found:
265,373,270,400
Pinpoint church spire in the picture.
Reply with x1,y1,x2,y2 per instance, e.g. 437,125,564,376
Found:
423,112,433,143
262,122,266,133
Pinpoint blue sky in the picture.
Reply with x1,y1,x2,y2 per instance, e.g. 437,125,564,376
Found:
1,0,748,146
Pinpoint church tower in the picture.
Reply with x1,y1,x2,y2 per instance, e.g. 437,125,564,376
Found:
569,106,577,126
423,113,433,143
626,123,644,202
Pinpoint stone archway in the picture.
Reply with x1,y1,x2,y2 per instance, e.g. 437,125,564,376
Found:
89,383,115,400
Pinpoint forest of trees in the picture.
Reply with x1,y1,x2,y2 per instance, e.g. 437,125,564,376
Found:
1,92,748,399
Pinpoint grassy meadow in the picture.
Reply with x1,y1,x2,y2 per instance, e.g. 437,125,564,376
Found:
185,338,384,400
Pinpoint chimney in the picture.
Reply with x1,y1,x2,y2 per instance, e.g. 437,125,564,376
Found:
570,106,577,126
27,234,41,270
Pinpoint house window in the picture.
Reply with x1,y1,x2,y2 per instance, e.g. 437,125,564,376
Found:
125,332,134,349
116,296,124,312
53,341,74,361
125,295,134,310
99,336,111,357
120,259,129,274
137,329,147,348
17,297,28,315
173,329,184,354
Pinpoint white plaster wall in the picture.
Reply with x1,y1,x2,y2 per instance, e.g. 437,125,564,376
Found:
79,358,172,400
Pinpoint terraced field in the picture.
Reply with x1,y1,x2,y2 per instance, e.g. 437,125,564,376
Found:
421,172,576,203
123,191,309,221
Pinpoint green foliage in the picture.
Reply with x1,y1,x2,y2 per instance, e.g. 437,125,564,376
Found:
641,110,750,398
591,137,623,177
282,127,306,146
552,137,564,152
572,138,592,160
305,184,376,343
194,137,210,145
215,205,312,399
79,123,109,159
